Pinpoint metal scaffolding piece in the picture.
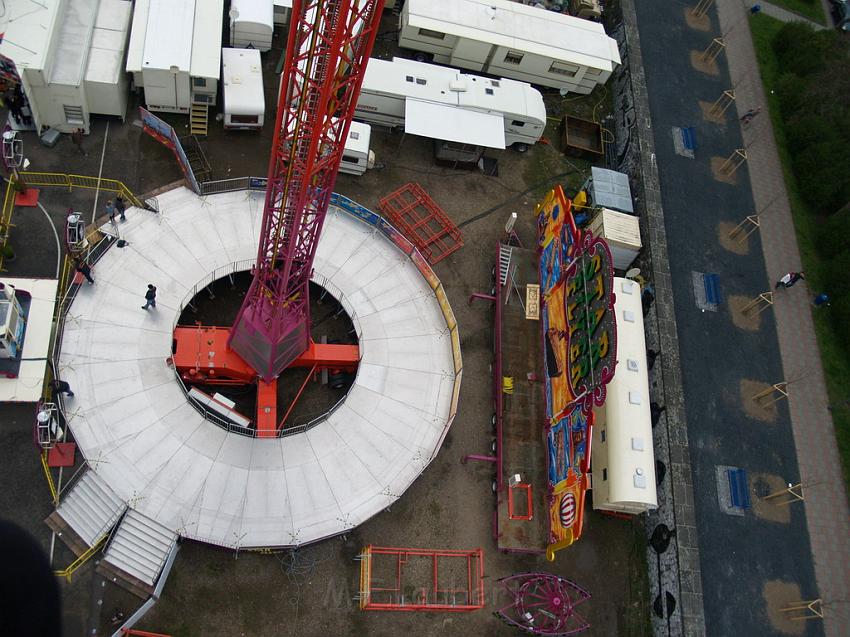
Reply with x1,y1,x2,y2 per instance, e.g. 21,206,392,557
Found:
357,545,485,611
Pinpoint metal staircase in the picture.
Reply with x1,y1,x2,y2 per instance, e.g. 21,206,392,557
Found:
498,244,513,287
99,509,178,598
45,470,126,556
189,101,208,136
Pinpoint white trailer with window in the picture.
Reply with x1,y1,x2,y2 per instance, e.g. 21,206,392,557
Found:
339,121,374,176
355,57,546,155
398,0,620,94
126,0,223,113
229,0,274,52
0,0,132,134
590,278,658,515
222,48,265,129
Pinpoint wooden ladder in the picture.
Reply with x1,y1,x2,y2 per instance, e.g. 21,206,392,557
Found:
190,102,208,136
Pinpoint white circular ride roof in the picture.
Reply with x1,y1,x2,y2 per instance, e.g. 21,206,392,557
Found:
59,187,460,549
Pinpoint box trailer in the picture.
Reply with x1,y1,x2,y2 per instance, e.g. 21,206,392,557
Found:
355,57,546,154
230,0,274,52
398,0,620,94
587,208,641,272
0,0,132,134
222,48,265,129
339,121,375,176
127,0,223,113
590,278,657,516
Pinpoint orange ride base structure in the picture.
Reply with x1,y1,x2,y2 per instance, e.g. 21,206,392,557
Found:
170,325,359,437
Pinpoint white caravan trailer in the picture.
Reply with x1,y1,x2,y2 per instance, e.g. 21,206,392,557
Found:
398,0,621,94
0,0,132,134
590,278,658,516
339,121,374,176
230,0,274,52
127,0,223,113
355,57,546,154
222,48,265,130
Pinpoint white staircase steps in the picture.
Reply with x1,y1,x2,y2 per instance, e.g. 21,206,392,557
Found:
98,510,178,598
45,470,126,557
498,244,513,286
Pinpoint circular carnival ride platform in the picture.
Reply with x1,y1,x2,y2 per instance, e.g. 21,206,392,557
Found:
58,187,461,549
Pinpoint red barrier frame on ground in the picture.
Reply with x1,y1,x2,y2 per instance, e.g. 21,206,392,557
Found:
378,183,463,265
358,545,485,611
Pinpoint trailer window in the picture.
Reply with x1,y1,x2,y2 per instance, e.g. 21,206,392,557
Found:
504,51,523,65
231,114,259,124
485,88,494,95
585,68,602,77
349,131,360,140
342,154,361,164
490,80,500,87
193,77,207,88
549,61,579,77
418,28,445,40
602,468,608,481
511,120,525,127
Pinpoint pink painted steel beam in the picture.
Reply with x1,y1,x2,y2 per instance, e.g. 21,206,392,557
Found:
229,0,384,381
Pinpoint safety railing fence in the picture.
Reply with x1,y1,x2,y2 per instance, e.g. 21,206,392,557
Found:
15,172,147,209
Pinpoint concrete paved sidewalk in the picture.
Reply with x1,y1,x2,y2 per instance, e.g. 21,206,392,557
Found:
718,1,850,634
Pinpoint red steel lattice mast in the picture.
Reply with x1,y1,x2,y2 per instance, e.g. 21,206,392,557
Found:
229,0,384,381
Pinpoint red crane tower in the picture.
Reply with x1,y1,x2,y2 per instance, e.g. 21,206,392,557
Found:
171,0,384,435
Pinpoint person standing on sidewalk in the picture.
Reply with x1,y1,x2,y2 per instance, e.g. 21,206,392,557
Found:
75,259,94,284
741,107,761,124
141,284,157,310
812,293,830,308
775,271,804,289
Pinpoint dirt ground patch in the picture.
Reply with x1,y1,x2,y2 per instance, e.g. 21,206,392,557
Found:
750,472,793,525
718,220,751,255
740,378,781,423
762,580,807,635
728,294,768,331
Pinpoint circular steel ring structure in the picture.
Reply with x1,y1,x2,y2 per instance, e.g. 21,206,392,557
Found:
58,187,461,549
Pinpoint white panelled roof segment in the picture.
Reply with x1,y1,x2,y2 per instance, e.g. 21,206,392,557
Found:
405,0,621,72
0,0,61,73
49,0,98,85
222,48,264,116
58,188,459,549
599,278,657,509
86,0,133,85
405,99,505,148
192,0,224,79
143,0,195,72
125,0,150,75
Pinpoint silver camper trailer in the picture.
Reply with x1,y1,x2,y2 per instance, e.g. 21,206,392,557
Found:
398,0,620,94
355,57,546,163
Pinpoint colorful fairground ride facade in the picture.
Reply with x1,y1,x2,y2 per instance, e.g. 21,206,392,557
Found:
536,185,617,561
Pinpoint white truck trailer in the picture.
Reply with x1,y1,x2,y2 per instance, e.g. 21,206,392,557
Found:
355,57,546,156
398,0,620,94
0,0,133,134
222,48,265,129
126,0,223,113
339,121,374,176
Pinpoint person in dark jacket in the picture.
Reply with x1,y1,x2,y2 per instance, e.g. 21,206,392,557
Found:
141,284,157,309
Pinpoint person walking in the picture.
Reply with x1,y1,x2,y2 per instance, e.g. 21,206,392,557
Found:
141,284,157,310
51,379,75,398
75,259,94,284
812,293,830,308
115,196,126,221
70,128,86,156
741,107,761,125
775,271,805,289
105,199,116,222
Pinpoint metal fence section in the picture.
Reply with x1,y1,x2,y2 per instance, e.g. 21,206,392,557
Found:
198,176,267,196
16,172,146,209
